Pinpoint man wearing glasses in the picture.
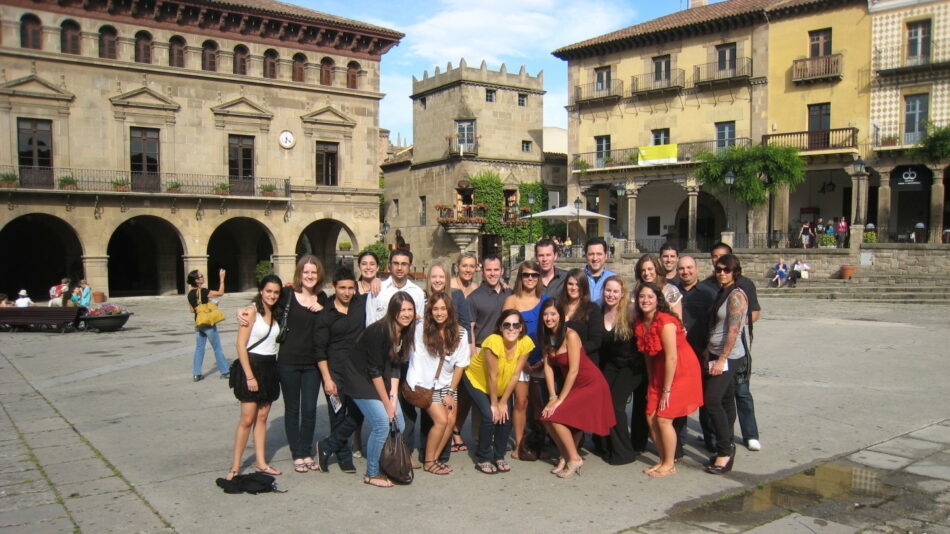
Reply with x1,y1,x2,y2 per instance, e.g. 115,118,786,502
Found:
368,248,425,323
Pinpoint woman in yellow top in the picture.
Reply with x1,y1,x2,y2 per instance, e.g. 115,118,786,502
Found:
462,309,535,474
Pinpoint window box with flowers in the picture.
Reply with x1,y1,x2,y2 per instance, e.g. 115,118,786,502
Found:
214,183,231,195
58,175,78,190
111,179,130,192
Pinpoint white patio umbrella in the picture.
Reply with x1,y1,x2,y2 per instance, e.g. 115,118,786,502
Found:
518,205,614,222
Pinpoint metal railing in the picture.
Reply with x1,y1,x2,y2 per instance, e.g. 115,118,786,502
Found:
0,165,290,197
733,231,796,249
573,148,640,170
693,57,752,85
792,54,843,82
630,69,685,94
761,128,858,152
571,80,624,105
873,39,950,72
437,205,486,223
502,208,529,225
677,137,752,161
872,119,949,147
448,139,479,156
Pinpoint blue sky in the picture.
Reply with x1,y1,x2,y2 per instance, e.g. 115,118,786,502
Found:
297,1,714,144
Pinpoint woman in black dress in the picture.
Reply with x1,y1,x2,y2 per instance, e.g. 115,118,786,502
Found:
557,268,604,366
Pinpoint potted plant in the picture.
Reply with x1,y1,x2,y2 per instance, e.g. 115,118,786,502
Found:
111,179,130,192
604,156,616,167
863,230,878,243
58,175,78,190
80,303,133,332
0,173,18,188
338,241,352,251
818,234,836,248
259,184,277,197
213,183,231,195
880,135,899,147
628,151,639,163
165,181,182,193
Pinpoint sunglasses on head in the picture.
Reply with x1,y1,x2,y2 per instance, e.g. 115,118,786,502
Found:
520,272,540,279
714,266,733,274
502,322,522,330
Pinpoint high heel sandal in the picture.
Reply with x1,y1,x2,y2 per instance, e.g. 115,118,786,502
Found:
557,460,583,479
550,458,566,474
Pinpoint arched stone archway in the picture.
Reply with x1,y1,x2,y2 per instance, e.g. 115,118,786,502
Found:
208,217,276,292
0,214,84,301
296,219,357,271
675,192,726,252
107,216,185,296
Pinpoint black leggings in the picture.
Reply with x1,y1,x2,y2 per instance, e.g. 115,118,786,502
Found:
703,361,737,458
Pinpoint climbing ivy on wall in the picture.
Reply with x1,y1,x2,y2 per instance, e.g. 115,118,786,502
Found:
470,171,551,247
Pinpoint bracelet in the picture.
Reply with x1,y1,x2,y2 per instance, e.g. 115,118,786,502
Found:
247,377,256,381
662,388,671,393
548,395,558,400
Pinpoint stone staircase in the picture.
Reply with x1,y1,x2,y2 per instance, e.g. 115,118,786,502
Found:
755,272,950,304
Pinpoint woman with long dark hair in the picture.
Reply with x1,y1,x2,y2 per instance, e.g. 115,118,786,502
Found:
407,291,470,474
599,275,648,465
462,309,534,474
344,292,416,488
225,275,283,479
539,300,615,479
704,254,749,475
557,268,604,366
635,254,683,320
633,282,703,478
187,268,229,382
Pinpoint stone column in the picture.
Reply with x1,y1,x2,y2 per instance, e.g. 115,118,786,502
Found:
626,187,639,253
847,167,869,227
771,184,790,247
929,164,946,244
874,166,894,242
686,186,699,251
271,254,298,286
182,255,208,292
597,188,609,237
82,256,109,299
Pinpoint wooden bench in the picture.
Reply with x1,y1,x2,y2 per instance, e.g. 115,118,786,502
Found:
0,307,84,332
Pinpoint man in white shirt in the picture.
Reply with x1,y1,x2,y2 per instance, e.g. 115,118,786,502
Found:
368,248,425,324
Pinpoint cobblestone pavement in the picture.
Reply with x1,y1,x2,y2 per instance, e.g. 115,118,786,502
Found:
0,295,948,533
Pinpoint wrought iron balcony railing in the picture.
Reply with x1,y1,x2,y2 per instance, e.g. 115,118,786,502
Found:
792,54,843,83
872,119,950,148
873,39,950,72
693,57,752,86
571,80,624,105
447,139,479,156
630,69,685,95
437,205,487,223
761,128,858,152
676,138,752,161
0,164,290,197
572,138,751,171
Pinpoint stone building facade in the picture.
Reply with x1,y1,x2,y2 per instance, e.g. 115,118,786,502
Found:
0,0,401,298
381,60,565,267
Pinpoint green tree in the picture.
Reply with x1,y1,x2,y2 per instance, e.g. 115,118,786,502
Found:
695,144,806,208
909,122,950,165
470,171,551,247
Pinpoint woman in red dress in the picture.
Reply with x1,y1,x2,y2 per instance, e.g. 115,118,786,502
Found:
538,300,615,479
633,283,703,478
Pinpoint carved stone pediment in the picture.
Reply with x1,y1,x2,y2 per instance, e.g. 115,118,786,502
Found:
0,74,75,102
300,106,356,130
210,97,273,131
110,87,180,111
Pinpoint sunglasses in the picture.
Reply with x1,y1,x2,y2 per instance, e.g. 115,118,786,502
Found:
520,272,540,279
502,322,523,330
714,266,733,274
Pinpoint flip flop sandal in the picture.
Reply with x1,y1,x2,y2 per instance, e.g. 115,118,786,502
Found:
363,474,393,488
255,465,282,476
474,462,497,475
495,460,511,473
293,461,309,473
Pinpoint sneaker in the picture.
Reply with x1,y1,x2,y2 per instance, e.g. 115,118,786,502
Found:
747,439,762,451
193,375,203,382
220,373,230,380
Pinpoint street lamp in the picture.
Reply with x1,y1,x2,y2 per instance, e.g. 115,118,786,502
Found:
527,192,537,244
724,170,735,231
851,157,867,225
573,197,582,253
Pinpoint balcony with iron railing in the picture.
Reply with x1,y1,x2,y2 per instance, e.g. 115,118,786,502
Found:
872,119,950,148
571,80,624,105
572,138,751,171
630,69,685,96
0,164,290,197
761,128,858,152
792,54,843,83
436,204,487,223
693,57,752,87
502,207,530,225
447,138,479,157
873,39,950,73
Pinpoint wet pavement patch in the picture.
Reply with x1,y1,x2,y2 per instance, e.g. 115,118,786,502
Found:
650,463,893,532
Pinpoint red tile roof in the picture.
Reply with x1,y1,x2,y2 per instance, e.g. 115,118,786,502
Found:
204,0,403,37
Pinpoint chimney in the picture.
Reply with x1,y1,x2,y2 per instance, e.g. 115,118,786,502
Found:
690,0,708,7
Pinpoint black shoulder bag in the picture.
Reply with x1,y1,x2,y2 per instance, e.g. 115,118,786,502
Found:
275,287,292,344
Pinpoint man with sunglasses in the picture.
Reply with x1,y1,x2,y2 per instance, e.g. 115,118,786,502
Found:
699,242,762,452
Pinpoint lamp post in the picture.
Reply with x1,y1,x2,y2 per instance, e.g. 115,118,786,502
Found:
527,192,536,244
724,170,735,231
851,157,866,226
573,196,582,255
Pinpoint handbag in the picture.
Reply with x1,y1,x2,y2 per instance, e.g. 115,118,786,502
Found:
275,287,293,344
194,289,225,327
400,353,446,409
379,421,413,484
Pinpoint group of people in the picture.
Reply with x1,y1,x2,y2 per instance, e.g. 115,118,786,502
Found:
769,258,812,288
798,216,850,248
0,278,93,308
207,238,763,487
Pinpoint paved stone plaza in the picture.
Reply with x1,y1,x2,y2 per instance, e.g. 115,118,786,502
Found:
1,295,949,533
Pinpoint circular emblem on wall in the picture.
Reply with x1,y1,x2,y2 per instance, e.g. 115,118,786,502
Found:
278,130,296,149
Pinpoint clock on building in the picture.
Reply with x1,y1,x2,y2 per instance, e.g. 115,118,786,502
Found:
278,130,296,149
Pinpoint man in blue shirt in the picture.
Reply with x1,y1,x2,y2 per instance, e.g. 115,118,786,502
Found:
583,237,616,305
